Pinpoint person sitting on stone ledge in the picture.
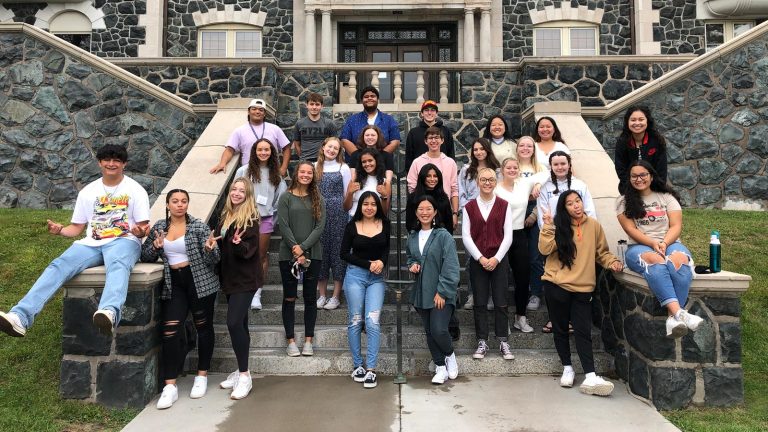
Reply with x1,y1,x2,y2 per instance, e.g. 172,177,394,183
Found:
0,144,150,338
616,160,703,339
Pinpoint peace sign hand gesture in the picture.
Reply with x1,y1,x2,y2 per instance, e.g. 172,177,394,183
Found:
205,232,221,251
541,207,553,226
152,230,165,250
231,227,243,245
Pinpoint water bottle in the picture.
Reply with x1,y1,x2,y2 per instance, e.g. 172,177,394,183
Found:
617,240,627,266
709,230,721,273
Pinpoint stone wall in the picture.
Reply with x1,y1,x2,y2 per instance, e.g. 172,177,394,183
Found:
165,0,293,61
0,32,210,208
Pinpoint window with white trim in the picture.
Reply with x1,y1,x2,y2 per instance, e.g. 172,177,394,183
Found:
198,24,262,58
705,21,755,51
533,22,598,56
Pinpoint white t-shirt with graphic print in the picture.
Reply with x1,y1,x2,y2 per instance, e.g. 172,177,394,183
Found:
616,192,681,245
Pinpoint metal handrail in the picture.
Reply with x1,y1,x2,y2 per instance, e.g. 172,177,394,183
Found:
386,168,409,384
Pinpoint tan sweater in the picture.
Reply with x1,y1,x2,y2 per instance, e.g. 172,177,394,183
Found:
539,215,620,293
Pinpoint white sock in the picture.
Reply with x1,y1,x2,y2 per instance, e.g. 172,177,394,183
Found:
563,365,574,374
674,310,683,320
585,372,596,380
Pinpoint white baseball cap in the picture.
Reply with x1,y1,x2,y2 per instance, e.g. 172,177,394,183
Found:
248,98,267,109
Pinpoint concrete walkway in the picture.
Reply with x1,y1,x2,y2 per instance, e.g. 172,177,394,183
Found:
122,374,680,432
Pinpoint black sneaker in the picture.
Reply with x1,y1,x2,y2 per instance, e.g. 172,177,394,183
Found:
363,370,377,389
351,366,366,382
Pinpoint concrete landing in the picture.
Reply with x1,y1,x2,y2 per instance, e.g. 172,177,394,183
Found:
122,374,680,432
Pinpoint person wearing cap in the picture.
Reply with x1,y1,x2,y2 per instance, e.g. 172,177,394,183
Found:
404,100,455,173
209,98,292,176
339,86,401,156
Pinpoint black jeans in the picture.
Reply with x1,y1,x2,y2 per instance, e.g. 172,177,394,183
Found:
543,281,595,374
161,266,217,380
470,255,509,341
226,291,256,372
279,259,320,339
415,305,455,366
508,228,530,316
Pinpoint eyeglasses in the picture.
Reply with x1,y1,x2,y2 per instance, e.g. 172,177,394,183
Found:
630,172,650,180
426,136,442,141
478,177,497,184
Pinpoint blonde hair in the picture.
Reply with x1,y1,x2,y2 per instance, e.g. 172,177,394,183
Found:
516,135,546,174
221,177,259,231
315,136,345,181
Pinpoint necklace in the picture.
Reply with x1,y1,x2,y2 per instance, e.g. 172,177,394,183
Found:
102,179,123,199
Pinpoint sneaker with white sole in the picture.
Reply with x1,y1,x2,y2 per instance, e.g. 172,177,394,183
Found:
301,341,314,356
666,315,688,338
250,289,262,310
324,297,340,310
579,375,614,396
351,366,366,382
0,311,26,337
363,370,378,389
230,373,252,400
463,295,474,310
500,341,515,360
472,340,489,359
560,368,575,388
487,297,494,311
678,310,704,331
190,376,207,399
431,365,449,385
316,296,327,309
156,384,178,409
220,370,239,389
92,309,115,337
286,341,301,357
445,353,459,379
526,295,541,311
514,315,534,333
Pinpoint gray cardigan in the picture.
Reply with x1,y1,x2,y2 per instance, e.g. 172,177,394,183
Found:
406,227,460,308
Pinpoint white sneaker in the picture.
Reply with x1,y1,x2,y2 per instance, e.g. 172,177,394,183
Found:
463,295,474,310
445,353,459,380
250,289,262,310
301,341,314,356
286,341,300,357
156,384,178,409
190,375,207,399
220,370,239,389
324,297,340,310
678,310,704,331
666,315,688,338
514,315,534,333
560,368,575,388
316,296,327,309
0,311,26,337
92,309,115,336
580,375,614,396
487,297,494,311
431,365,449,385
230,372,252,400
526,296,541,311
500,341,515,360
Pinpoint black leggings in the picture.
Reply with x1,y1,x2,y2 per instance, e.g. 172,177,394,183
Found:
161,266,217,381
543,281,595,374
508,228,530,316
226,291,256,372
280,259,320,339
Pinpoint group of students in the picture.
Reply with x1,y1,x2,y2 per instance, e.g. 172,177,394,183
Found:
0,93,704,408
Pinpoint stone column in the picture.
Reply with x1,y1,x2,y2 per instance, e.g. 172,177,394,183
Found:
463,7,475,62
479,7,491,62
60,264,164,409
321,9,332,63
304,8,316,63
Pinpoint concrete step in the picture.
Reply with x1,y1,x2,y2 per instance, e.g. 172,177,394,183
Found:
192,348,614,376
210,324,603,351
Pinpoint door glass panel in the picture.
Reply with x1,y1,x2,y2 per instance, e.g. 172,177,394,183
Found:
402,52,423,101
371,52,392,101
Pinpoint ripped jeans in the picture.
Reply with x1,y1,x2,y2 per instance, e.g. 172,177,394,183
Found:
625,242,693,307
343,264,386,370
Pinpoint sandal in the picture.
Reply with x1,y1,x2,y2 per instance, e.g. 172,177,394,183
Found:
542,321,552,333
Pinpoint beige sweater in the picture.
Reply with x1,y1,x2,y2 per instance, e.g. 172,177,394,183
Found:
539,215,620,293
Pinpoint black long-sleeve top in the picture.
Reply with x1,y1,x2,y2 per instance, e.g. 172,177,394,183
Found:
615,132,668,194
340,219,391,269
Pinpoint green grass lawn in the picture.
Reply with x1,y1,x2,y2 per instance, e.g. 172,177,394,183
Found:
0,208,765,431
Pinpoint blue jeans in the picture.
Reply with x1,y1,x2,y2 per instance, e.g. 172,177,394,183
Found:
343,264,386,370
525,200,544,297
625,242,693,307
11,238,140,329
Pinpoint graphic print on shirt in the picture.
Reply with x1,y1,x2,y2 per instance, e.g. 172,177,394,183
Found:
637,199,666,226
90,193,131,240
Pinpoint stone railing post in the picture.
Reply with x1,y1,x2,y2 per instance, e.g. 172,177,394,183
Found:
347,71,357,103
393,70,403,103
371,71,380,92
439,70,449,104
416,70,425,104
60,263,164,409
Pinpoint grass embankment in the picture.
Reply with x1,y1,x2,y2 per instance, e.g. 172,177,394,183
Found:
0,208,765,431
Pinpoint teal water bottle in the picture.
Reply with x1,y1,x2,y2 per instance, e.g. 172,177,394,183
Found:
709,230,721,273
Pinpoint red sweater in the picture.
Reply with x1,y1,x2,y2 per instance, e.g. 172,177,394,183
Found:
465,198,508,258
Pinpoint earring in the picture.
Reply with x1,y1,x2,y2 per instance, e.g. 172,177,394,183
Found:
432,218,436,227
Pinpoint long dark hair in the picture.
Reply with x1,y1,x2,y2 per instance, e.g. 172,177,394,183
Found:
352,191,388,222
246,138,281,187
622,160,681,219
411,194,445,231
289,161,323,220
548,151,572,194
533,116,566,144
553,190,581,270
482,115,512,140
356,148,386,186
618,105,666,151
465,138,501,181
164,188,191,230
